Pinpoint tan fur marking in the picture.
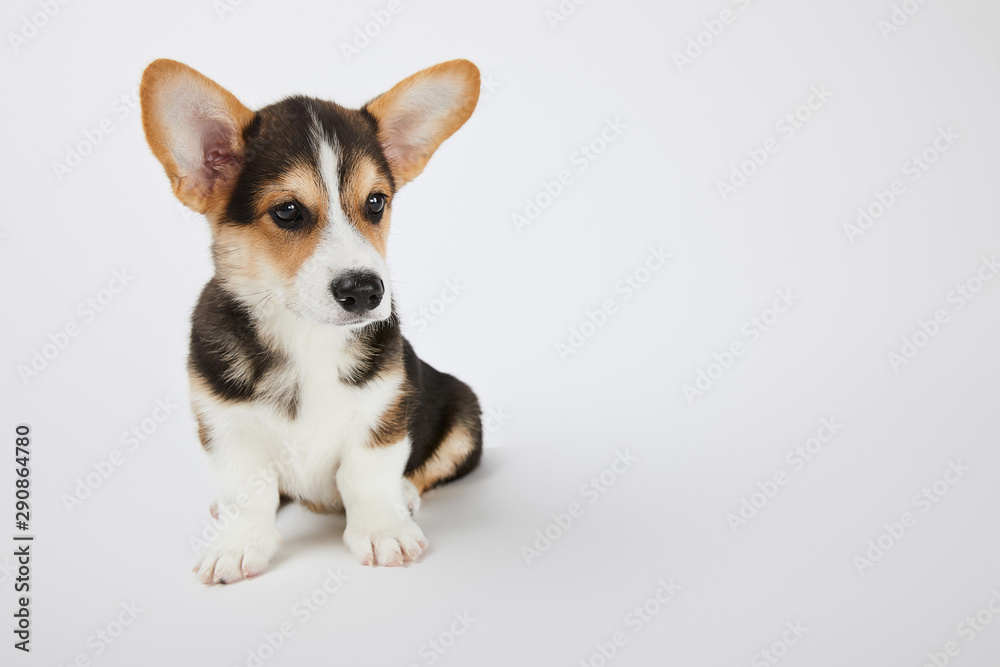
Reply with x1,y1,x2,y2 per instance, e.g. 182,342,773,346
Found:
302,500,342,514
342,154,393,257
189,373,217,406
367,375,412,448
406,425,477,493
189,375,227,449
209,162,327,292
252,163,328,282
196,416,211,451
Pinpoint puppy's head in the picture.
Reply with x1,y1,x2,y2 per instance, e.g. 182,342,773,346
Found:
140,59,479,327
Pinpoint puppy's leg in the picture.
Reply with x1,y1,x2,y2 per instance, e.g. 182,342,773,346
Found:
338,438,427,567
195,419,283,584
402,477,421,516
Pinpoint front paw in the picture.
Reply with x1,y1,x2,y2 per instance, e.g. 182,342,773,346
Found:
344,518,427,567
194,524,282,585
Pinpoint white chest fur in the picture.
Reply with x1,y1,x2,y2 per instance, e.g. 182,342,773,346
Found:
196,307,404,507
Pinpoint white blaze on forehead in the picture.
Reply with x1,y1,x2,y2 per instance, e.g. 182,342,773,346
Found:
314,138,386,268
315,131,343,219
288,130,391,325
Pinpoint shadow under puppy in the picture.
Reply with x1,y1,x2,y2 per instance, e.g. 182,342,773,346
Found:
140,59,483,584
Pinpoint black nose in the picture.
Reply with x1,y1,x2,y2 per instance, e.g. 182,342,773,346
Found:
331,271,384,313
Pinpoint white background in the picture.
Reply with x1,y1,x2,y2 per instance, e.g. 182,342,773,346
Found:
3,0,1000,665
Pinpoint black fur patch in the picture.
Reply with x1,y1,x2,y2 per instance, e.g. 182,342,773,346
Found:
189,279,298,421
224,97,394,226
402,338,483,485
339,312,403,386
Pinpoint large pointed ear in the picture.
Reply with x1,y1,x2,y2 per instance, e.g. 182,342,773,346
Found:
365,59,480,187
140,59,253,214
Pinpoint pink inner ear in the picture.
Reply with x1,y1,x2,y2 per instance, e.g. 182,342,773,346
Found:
199,125,239,182
381,116,426,170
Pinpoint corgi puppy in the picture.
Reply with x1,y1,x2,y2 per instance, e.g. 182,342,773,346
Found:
140,59,483,584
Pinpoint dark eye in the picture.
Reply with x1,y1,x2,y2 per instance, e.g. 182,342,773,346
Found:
270,201,307,229
366,193,386,221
